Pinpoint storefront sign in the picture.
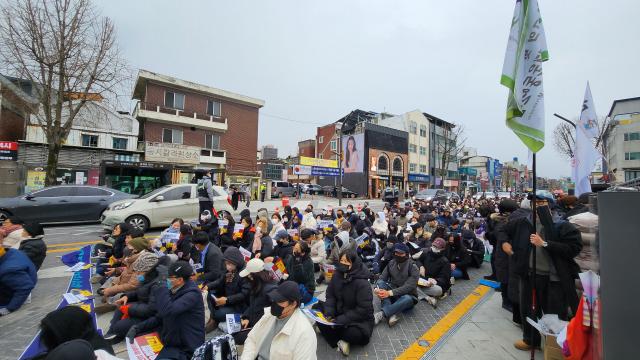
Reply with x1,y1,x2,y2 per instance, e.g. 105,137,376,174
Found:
300,156,338,168
443,179,459,187
102,160,172,169
311,166,343,177
145,142,200,165
0,141,18,161
408,173,430,183
26,170,46,193
376,175,389,181
458,167,477,176
293,165,312,175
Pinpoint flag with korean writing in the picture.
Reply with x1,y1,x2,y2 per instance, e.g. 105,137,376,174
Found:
571,83,601,196
501,0,549,153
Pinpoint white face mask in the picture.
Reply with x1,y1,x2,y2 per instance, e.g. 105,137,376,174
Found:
271,219,279,225
431,246,442,254
200,216,209,222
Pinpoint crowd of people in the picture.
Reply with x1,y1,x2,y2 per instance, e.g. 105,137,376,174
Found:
10,187,591,359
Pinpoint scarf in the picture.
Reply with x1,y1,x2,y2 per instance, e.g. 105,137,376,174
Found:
252,231,263,253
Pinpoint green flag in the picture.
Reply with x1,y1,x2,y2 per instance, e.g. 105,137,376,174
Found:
501,0,549,153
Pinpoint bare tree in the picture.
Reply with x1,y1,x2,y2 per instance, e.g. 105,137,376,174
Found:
552,116,609,160
0,0,128,185
435,123,466,189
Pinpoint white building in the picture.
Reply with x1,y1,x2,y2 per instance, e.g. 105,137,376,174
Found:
604,97,640,184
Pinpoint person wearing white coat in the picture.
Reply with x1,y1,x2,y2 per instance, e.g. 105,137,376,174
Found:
241,281,317,360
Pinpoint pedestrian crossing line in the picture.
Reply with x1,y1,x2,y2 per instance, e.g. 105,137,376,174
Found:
47,240,103,248
396,285,492,360
47,247,82,254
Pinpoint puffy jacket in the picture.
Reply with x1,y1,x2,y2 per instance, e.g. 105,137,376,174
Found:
243,280,277,327
310,239,326,264
103,251,142,297
444,243,471,280
19,236,47,270
124,271,161,319
380,258,419,299
137,280,205,355
284,254,315,293
328,231,356,265
206,248,250,312
324,259,374,337
249,233,274,259
0,248,37,311
417,250,451,292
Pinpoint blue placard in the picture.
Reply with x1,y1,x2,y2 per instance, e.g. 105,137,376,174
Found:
311,166,343,177
408,173,430,183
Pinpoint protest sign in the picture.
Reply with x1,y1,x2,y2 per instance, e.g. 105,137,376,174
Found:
126,332,164,360
302,308,338,326
225,314,242,334
321,263,336,281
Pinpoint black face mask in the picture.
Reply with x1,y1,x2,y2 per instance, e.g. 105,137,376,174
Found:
270,302,285,317
336,263,350,273
394,254,408,263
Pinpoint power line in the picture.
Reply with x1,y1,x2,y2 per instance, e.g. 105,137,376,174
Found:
260,112,326,125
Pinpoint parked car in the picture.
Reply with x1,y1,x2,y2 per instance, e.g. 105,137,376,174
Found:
444,191,461,202
101,184,234,232
270,181,298,198
110,180,157,196
414,188,447,202
303,184,324,195
0,185,134,224
383,187,401,203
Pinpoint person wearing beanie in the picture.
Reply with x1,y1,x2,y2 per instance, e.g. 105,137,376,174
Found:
409,222,430,249
19,222,47,270
462,229,485,269
416,237,451,307
203,247,250,333
272,229,294,261
373,242,419,327
241,281,317,360
0,236,37,315
128,260,204,359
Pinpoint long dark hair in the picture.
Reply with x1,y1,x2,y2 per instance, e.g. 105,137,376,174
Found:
248,270,274,295
345,135,357,167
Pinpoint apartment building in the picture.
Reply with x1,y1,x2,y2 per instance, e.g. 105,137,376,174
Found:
604,97,640,184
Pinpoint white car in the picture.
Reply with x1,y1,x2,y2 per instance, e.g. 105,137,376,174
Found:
101,184,234,231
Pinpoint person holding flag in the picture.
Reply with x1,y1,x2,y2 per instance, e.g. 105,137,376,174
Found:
571,83,601,197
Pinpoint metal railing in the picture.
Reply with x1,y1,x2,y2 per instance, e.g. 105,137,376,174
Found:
136,101,226,124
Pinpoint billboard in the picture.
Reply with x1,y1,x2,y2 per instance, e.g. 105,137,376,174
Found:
299,156,337,168
342,133,364,173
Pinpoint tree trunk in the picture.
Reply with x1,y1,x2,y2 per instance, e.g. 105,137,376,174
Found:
45,142,61,186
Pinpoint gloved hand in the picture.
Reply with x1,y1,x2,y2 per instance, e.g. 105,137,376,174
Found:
126,325,139,344
0,308,10,316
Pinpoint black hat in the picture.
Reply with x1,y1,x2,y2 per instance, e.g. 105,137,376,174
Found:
23,222,44,237
168,261,193,279
268,280,301,304
410,223,423,231
462,229,475,240
425,214,436,222
300,228,317,240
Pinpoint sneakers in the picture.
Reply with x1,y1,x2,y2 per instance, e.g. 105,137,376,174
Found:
205,319,217,334
336,340,350,356
514,340,532,351
388,314,400,327
483,274,497,281
373,311,384,325
103,333,118,344
94,303,116,314
426,296,438,308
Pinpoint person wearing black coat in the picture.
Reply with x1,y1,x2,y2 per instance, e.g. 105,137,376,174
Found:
195,210,220,246
205,247,250,333
444,233,471,280
272,230,294,261
461,229,485,269
416,238,451,296
317,249,374,354
19,222,47,270
192,231,224,285
237,216,255,250
218,215,236,251
111,222,132,261
129,261,204,360
238,259,278,328
497,198,582,351
283,241,315,304
171,224,193,262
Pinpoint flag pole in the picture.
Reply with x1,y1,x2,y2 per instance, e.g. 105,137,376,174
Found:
530,152,537,360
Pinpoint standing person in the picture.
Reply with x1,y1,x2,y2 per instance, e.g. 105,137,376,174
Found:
317,250,374,356
490,199,520,313
197,169,215,215
0,238,37,316
18,222,47,270
260,182,266,202
241,281,317,360
373,243,419,327
498,196,582,351
127,261,204,360
242,183,251,207
231,185,240,211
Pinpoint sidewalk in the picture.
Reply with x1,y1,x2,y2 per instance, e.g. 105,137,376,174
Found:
431,291,542,360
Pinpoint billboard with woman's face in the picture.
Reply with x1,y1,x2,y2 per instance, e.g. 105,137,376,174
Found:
342,133,364,173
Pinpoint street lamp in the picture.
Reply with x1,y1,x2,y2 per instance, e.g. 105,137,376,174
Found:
335,122,343,206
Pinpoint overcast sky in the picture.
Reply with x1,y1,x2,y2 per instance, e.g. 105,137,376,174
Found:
98,0,639,178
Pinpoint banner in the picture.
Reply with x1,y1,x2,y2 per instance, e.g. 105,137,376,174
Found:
311,166,343,177
299,156,338,168
126,332,163,360
342,134,364,173
20,245,96,360
501,0,549,153
571,83,601,197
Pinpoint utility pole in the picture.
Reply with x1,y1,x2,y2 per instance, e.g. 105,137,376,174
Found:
336,122,343,206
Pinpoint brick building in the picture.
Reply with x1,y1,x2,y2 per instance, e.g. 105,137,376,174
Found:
297,139,316,158
132,70,265,193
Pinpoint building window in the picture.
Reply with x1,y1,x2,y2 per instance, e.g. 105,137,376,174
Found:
318,136,324,144
419,125,427,137
81,134,98,147
207,100,222,117
378,155,389,171
409,163,417,172
112,137,128,150
419,146,427,155
409,144,417,153
393,157,403,172
420,164,427,173
205,134,220,149
624,152,640,160
625,170,640,182
164,91,185,110
330,140,337,151
409,121,417,134
162,128,183,144
624,132,640,141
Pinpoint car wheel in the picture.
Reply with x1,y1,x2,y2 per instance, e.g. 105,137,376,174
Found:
0,210,10,222
126,215,149,232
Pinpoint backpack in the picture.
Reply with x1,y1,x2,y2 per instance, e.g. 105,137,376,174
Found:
191,334,237,360
197,178,209,198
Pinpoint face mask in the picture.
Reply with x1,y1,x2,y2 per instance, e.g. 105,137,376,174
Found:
336,263,350,273
394,254,408,263
271,219,279,225
200,216,209,222
431,246,441,254
322,210,327,215
137,275,145,282
386,242,394,249
166,279,173,289
359,215,366,221
384,209,389,214
346,209,352,214
337,214,343,219
283,217,288,222
270,302,285,317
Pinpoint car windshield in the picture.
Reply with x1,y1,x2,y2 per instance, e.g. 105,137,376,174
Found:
139,185,170,199
418,189,439,195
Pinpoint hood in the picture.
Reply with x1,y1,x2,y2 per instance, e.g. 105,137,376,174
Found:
39,306,99,350
223,247,245,269
510,207,531,221
346,260,371,280
334,231,350,248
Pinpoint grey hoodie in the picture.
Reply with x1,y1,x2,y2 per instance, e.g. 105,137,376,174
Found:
328,231,357,264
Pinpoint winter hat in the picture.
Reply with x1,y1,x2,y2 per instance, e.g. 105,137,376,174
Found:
300,228,317,240
132,251,158,272
240,209,251,219
393,242,410,254
498,199,519,214
23,222,44,237
334,231,350,249
461,229,475,240
223,247,245,267
44,339,95,360
273,230,289,241
520,198,531,210
432,238,446,251
128,237,150,252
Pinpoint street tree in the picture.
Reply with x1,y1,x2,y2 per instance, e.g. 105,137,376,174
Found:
0,0,128,185
552,116,609,161
436,123,466,189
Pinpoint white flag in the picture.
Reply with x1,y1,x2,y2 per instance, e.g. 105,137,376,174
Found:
571,83,601,196
501,0,549,153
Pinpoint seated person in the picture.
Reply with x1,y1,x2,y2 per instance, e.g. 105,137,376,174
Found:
218,214,236,252
374,243,419,327
127,261,205,360
238,258,278,331
204,247,250,333
283,241,315,304
0,241,36,315
19,222,47,270
445,233,471,280
272,230,293,262
317,250,373,356
0,216,24,249
194,210,220,246
409,222,431,249
307,229,326,272
191,231,224,285
241,281,316,360
235,216,255,250
250,218,273,260
461,229,485,269
157,218,183,249
415,238,451,307
449,219,462,235
170,224,193,261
